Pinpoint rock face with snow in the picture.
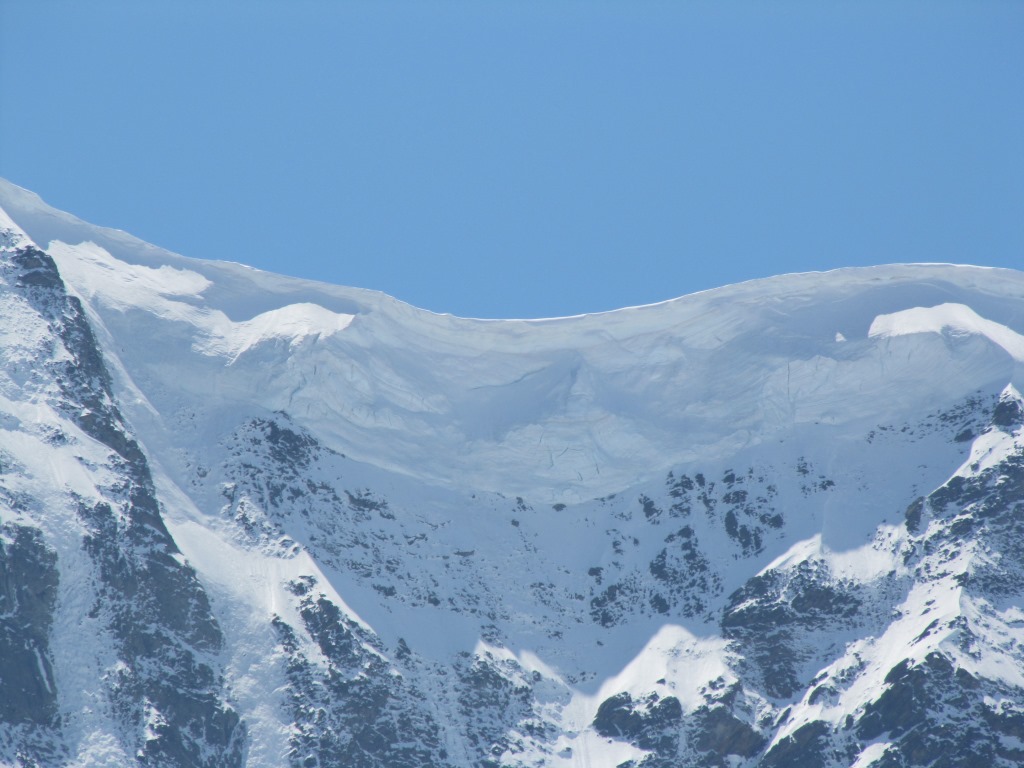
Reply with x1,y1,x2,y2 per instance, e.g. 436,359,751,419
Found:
0,177,1022,767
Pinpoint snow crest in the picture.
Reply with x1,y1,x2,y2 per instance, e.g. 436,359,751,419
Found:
869,302,1024,361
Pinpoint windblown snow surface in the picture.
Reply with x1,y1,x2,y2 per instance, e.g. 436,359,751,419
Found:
1,176,1023,768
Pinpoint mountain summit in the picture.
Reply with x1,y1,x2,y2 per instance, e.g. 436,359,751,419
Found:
1,178,1022,767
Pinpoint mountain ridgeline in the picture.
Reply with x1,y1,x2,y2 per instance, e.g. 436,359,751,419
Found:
0,178,1022,767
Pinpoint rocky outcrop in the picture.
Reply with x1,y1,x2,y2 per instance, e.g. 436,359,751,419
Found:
0,232,245,766
273,576,448,768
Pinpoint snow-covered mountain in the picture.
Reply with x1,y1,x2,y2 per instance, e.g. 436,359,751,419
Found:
1,176,1022,768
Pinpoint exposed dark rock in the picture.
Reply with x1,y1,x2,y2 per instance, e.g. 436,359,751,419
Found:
8,245,148,474
0,524,65,766
991,396,1023,429
639,495,662,521
646,525,719,618
691,704,765,761
904,496,925,533
593,692,682,754
955,428,975,442
853,652,1005,768
274,584,448,768
760,721,830,768
722,560,867,699
456,652,556,766
0,525,58,727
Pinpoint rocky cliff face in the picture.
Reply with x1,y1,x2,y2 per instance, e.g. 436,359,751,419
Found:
0,180,1022,767
0,219,244,767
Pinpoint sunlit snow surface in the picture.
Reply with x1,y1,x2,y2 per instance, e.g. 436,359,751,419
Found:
869,303,1024,362
3,176,1024,767
7,171,1019,504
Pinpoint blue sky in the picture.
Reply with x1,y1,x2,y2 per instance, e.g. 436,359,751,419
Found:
1,1,1022,318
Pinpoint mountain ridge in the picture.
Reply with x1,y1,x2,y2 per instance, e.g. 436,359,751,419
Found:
1,180,1022,767
1,177,1019,325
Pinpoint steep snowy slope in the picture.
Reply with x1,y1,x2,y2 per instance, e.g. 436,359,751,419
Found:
1,177,1022,767
0,204,244,767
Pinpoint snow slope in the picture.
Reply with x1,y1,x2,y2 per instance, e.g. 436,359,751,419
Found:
4,179,1024,503
1,176,1023,768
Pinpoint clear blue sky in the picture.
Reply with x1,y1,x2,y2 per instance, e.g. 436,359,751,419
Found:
1,1,1022,318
